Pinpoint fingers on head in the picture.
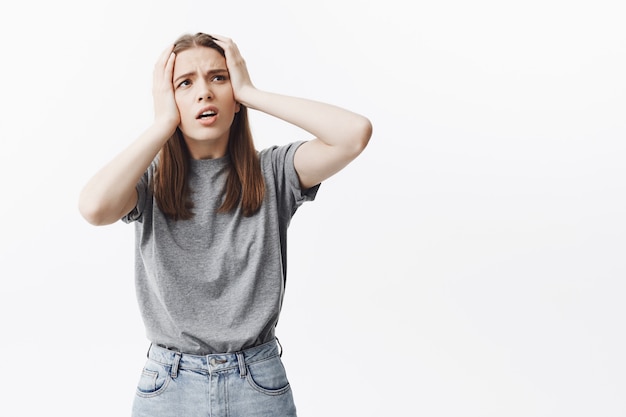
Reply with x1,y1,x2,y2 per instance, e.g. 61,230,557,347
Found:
155,45,175,70
211,34,235,47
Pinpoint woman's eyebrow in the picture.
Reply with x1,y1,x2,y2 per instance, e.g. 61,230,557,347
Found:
174,69,228,84
206,68,228,76
174,71,195,84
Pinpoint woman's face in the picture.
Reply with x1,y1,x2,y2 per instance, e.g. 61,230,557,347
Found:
173,46,240,157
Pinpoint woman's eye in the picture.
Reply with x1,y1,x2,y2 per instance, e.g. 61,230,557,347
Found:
212,75,227,82
178,80,191,88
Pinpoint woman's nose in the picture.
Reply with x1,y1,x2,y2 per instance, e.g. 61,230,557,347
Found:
197,82,213,102
197,92,212,102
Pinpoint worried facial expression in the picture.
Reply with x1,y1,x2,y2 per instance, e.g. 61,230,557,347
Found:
173,47,240,153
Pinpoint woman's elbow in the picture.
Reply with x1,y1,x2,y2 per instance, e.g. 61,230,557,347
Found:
348,116,373,156
78,196,117,226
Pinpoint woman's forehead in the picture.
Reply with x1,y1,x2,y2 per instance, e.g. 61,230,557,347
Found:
174,47,226,74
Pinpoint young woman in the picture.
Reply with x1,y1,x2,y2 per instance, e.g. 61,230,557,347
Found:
78,33,371,417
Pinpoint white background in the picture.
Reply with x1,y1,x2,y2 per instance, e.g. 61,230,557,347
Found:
1,0,625,416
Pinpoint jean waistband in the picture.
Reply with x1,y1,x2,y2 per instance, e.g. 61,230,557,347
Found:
147,338,281,376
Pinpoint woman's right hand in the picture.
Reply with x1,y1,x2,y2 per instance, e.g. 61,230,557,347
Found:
152,44,180,135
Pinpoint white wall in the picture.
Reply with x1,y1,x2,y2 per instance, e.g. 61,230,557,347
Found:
1,0,624,416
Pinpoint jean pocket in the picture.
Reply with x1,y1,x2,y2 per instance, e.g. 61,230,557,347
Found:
245,355,291,396
135,359,171,398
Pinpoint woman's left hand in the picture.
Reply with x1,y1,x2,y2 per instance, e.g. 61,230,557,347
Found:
211,35,255,102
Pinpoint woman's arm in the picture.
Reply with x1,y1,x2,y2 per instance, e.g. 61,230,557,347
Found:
213,36,372,189
78,46,180,226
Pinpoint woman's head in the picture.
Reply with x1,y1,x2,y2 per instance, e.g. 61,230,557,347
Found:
153,33,264,220
171,33,241,158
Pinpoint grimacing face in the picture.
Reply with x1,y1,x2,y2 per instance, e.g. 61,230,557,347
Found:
173,46,240,155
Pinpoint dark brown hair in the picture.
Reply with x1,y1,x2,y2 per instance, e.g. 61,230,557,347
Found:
153,33,265,220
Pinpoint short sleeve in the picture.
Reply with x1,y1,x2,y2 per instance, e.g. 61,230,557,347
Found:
122,162,154,224
283,141,320,207
261,141,320,219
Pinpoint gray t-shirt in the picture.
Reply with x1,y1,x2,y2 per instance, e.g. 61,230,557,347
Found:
123,141,318,354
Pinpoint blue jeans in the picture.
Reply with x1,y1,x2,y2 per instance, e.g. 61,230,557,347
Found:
132,339,297,417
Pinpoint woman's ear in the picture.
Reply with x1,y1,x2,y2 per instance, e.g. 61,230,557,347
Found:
235,102,241,113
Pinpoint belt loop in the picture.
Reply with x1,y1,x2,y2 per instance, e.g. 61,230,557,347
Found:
236,352,247,378
276,337,283,357
170,351,182,379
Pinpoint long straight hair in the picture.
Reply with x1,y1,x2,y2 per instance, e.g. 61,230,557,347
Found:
153,33,265,220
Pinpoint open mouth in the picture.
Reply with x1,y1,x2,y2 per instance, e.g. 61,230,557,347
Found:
197,110,217,119
196,106,219,120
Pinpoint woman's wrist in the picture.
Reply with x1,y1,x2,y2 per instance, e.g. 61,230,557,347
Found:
147,119,178,144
